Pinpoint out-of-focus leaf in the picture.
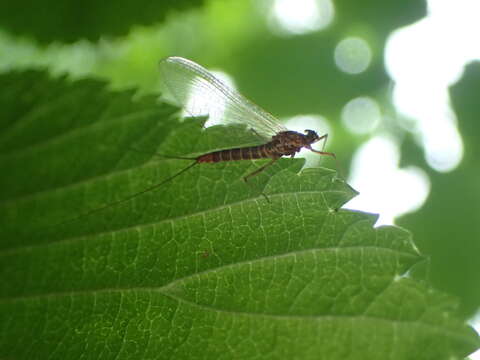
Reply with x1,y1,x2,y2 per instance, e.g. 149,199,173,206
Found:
0,71,478,359
0,0,205,43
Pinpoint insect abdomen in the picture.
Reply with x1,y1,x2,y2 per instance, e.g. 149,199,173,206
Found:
197,145,272,163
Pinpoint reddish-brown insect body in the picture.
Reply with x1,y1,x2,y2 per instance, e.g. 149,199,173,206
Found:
197,131,311,162
195,130,334,180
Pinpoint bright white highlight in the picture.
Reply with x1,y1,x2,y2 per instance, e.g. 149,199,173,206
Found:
341,96,381,134
334,37,372,74
183,70,236,128
284,115,331,168
346,136,431,225
469,312,480,360
392,84,464,172
384,0,479,172
269,0,334,35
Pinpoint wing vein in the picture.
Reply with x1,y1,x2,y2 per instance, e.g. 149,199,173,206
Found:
158,57,288,139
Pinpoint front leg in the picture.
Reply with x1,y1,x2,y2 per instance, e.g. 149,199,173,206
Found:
307,146,344,178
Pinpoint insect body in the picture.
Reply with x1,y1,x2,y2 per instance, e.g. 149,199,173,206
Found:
195,130,332,181
198,130,322,163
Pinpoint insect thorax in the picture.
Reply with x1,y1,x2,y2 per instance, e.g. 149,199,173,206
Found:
271,131,308,155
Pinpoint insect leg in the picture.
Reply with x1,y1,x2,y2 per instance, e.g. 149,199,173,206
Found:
307,132,335,160
307,134,334,157
307,146,344,179
318,134,328,151
243,157,279,203
243,157,279,182
308,148,336,159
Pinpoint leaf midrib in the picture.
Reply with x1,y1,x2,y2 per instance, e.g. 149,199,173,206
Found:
0,245,417,303
3,276,470,349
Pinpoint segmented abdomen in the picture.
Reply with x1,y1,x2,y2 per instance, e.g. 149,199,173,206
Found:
197,144,273,163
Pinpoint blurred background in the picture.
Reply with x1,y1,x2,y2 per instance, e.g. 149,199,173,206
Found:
1,0,479,351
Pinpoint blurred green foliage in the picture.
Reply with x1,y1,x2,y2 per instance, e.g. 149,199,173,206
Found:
0,0,478,347
0,0,206,43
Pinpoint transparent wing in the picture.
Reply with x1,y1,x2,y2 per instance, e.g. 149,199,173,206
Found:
158,56,288,139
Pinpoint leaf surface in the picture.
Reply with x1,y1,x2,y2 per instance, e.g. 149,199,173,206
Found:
0,71,478,360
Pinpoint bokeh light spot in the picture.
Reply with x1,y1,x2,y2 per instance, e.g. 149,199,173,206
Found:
469,313,480,360
341,96,381,134
345,136,431,225
422,114,464,172
384,1,478,173
334,37,372,74
268,0,334,36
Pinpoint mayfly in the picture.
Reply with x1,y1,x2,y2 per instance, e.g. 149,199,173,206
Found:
138,56,337,201
158,56,336,181
58,57,337,223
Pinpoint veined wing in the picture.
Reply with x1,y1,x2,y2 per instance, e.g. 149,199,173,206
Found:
158,56,287,139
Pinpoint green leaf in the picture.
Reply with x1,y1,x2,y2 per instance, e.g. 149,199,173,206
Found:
0,71,478,360
0,0,205,43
